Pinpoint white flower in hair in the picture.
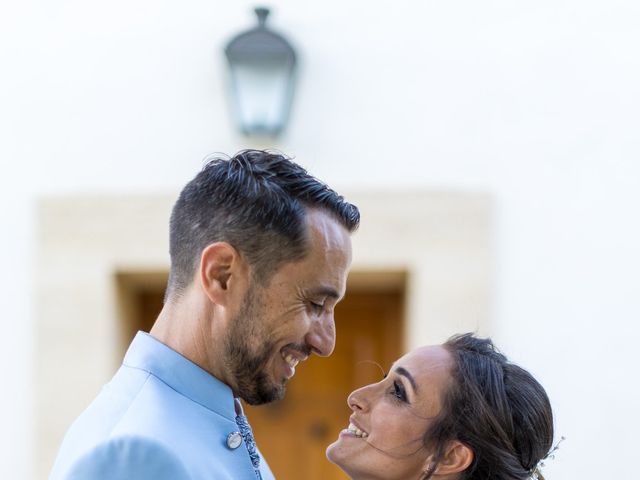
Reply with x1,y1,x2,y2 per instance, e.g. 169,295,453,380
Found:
529,436,565,480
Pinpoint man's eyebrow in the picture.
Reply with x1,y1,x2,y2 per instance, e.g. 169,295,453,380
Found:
395,366,418,393
307,286,341,300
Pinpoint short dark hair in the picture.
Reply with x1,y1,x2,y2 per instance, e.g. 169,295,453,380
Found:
167,150,359,298
425,334,554,479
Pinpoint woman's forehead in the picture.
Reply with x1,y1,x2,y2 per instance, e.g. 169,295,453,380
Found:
393,345,453,381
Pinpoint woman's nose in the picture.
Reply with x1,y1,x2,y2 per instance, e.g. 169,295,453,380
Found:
347,386,367,412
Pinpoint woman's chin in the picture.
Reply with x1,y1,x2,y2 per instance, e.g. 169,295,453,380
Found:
325,439,340,464
326,437,351,468
326,441,356,478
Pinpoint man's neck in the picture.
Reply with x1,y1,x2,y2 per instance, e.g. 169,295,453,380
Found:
149,289,229,387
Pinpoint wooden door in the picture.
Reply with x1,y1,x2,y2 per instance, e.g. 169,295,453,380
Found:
245,289,404,480
123,275,404,480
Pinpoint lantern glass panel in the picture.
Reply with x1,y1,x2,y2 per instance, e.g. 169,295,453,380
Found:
230,58,292,135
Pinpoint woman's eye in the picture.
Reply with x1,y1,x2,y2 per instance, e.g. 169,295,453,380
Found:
391,380,408,402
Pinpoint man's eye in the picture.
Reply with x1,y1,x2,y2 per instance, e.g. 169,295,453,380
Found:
309,302,324,313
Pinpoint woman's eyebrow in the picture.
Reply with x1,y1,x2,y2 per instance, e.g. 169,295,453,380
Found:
394,366,418,393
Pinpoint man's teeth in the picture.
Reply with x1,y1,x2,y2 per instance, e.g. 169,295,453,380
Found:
282,352,299,368
347,423,368,438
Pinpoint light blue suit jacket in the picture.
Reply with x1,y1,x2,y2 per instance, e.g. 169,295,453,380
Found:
50,332,275,480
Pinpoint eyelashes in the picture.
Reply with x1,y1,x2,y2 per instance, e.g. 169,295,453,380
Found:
381,371,409,404
309,301,324,314
391,380,408,402
383,374,408,403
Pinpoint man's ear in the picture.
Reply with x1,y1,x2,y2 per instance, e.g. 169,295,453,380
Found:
199,242,247,305
430,441,474,477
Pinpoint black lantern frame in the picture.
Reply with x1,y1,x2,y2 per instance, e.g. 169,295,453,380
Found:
224,8,297,136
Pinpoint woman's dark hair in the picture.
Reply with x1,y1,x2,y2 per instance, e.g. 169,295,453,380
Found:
167,150,359,299
424,334,554,479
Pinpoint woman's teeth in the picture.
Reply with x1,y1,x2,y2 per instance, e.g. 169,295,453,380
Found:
282,352,299,369
347,423,368,438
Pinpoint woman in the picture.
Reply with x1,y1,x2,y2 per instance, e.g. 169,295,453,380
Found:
326,333,554,480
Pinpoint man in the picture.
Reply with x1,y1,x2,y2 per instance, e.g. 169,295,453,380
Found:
49,150,359,479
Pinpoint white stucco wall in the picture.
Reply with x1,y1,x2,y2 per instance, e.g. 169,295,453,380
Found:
2,1,640,478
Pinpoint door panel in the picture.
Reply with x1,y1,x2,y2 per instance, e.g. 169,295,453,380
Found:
245,290,404,480
130,280,404,480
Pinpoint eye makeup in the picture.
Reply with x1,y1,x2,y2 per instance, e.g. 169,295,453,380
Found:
391,379,408,403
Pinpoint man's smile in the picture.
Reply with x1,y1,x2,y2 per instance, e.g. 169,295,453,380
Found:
279,346,308,379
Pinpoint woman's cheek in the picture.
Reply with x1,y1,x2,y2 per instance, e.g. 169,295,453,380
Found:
369,406,400,445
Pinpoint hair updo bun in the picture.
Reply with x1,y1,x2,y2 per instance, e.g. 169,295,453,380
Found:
423,334,554,479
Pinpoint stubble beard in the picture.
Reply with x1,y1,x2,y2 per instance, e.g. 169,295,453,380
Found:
224,286,286,405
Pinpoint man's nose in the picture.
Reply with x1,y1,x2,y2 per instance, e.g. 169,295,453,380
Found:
304,314,336,357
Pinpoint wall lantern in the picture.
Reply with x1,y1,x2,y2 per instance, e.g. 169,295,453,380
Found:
224,7,298,137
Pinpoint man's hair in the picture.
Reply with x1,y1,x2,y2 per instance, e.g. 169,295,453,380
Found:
166,150,360,299
424,334,555,480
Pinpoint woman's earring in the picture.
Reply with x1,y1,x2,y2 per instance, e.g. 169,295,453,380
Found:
419,462,435,479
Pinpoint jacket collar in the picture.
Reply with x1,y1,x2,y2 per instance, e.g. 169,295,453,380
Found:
123,331,237,421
